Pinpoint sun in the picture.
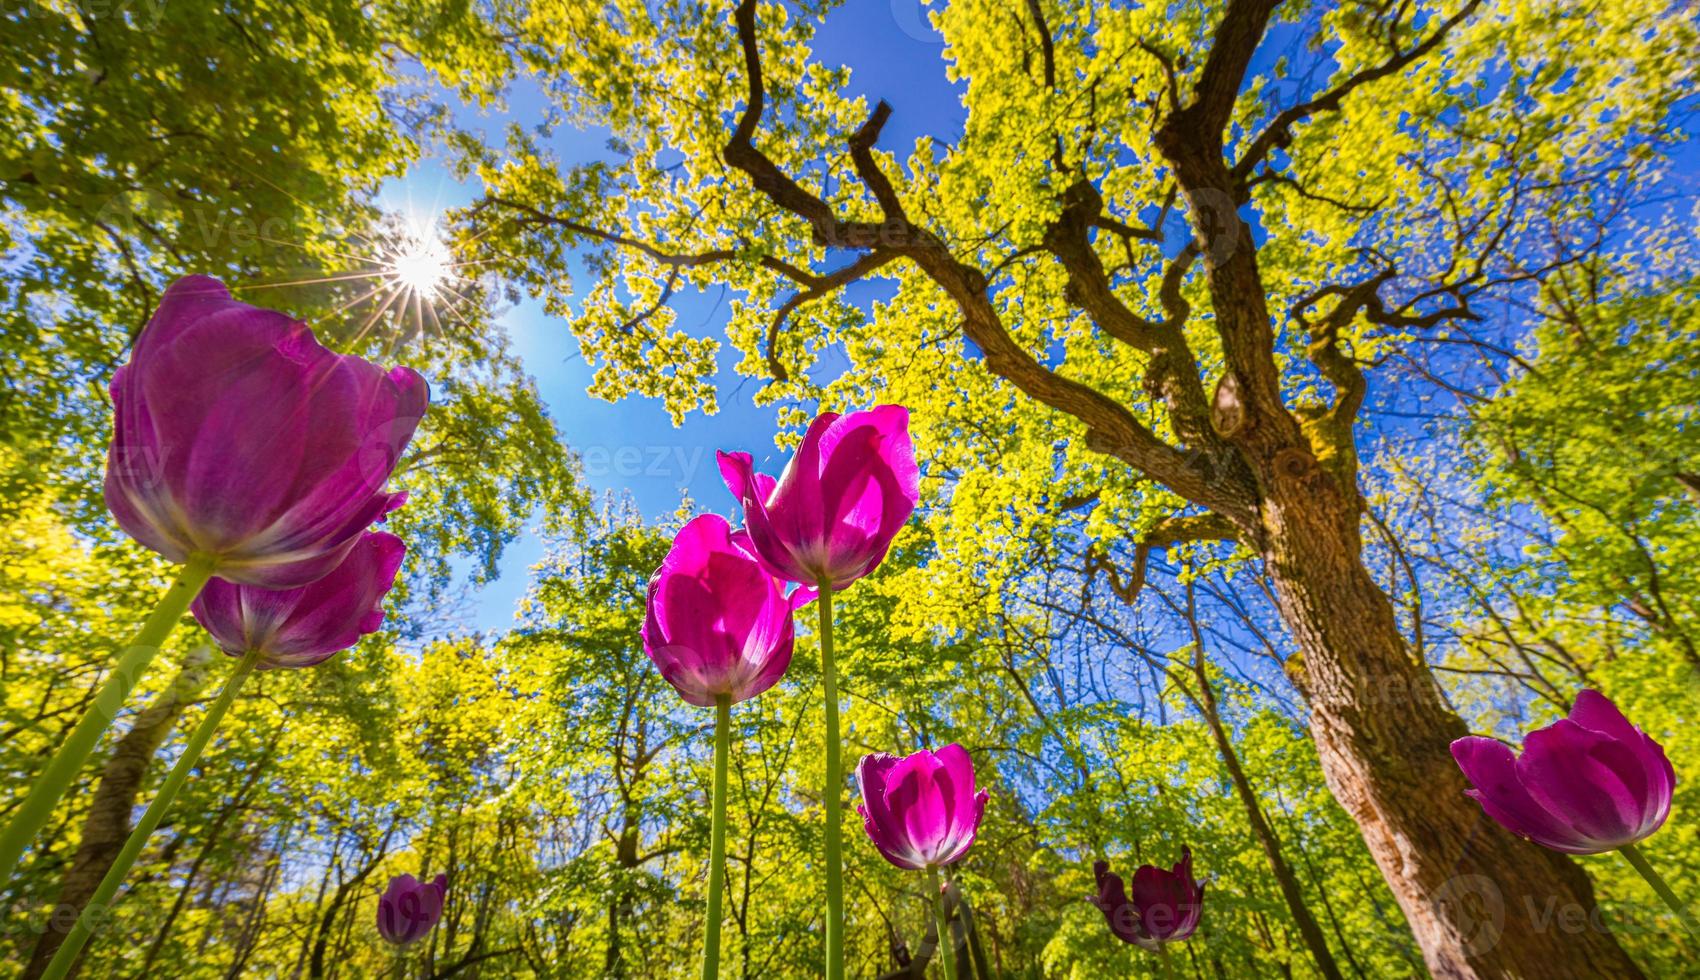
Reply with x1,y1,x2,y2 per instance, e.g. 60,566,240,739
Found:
236,207,480,353
387,224,454,301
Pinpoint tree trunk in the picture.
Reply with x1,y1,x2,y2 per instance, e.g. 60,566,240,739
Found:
21,651,213,979
1258,458,1643,979
308,822,396,980
1138,8,1648,962
224,831,286,980
1180,636,1345,980
605,804,641,978
1270,790,1377,978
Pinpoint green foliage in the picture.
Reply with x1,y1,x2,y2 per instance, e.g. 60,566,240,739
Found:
2,0,1698,977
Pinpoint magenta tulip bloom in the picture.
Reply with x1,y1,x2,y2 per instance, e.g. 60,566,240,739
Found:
1451,689,1675,855
856,745,988,870
377,873,448,947
105,275,427,588
1090,849,1205,949
642,514,809,707
716,405,919,589
191,531,406,669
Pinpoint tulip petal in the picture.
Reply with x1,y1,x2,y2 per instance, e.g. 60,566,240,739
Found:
885,753,949,862
856,747,987,871
716,407,918,588
191,531,406,669
1451,736,1592,853
377,872,448,946
1570,690,1677,838
642,513,795,706
1518,720,1653,849
1569,689,1639,742
106,277,427,587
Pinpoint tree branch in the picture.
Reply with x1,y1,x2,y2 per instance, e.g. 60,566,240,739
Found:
1041,178,1221,452
1085,512,1241,604
1154,0,1299,458
764,249,898,380
723,0,1255,520
1231,0,1486,188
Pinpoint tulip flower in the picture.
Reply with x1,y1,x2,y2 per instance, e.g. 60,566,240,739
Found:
642,514,805,707
3,275,427,894
106,275,427,589
642,513,806,980
1452,689,1694,933
716,405,918,591
858,745,988,980
1451,689,1673,855
193,531,407,669
717,405,919,980
377,874,450,947
857,745,989,871
1089,849,1206,951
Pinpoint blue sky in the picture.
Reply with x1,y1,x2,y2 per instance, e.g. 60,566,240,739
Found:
385,2,967,632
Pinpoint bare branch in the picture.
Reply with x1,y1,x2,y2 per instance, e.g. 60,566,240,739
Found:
1232,0,1485,188
1085,512,1240,604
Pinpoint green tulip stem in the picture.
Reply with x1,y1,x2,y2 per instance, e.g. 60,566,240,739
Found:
928,865,956,980
0,554,216,888
1154,943,1178,980
703,695,731,979
1619,843,1698,935
42,645,260,979
817,580,844,980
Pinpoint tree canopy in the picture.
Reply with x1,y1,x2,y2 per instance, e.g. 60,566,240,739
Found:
2,0,1697,977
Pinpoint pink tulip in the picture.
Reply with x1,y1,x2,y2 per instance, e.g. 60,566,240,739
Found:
377,873,448,947
1451,689,1675,855
856,745,988,870
716,406,919,589
191,531,406,669
105,275,427,588
1090,849,1205,949
642,514,809,707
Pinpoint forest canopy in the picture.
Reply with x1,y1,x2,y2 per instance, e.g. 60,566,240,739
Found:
1,0,1697,977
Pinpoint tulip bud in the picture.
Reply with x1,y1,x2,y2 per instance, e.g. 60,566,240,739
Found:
642,514,807,707
717,405,919,589
191,531,405,669
1451,689,1675,855
856,745,988,870
376,873,448,947
105,276,427,588
1089,849,1205,949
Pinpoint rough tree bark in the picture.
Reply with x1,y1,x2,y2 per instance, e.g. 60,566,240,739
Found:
21,650,212,979
1147,7,1640,973
1250,461,1637,978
